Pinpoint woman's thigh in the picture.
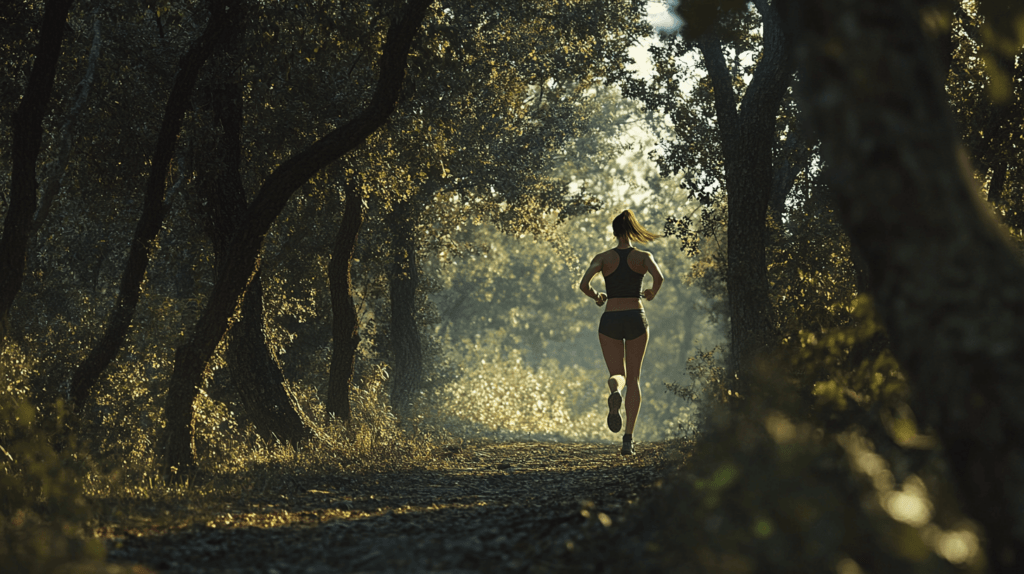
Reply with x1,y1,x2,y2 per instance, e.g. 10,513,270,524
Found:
624,330,649,383
599,333,625,376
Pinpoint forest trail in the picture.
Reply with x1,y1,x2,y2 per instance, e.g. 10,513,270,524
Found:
105,440,676,573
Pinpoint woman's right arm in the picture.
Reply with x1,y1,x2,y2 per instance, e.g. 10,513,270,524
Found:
642,252,665,302
579,254,607,306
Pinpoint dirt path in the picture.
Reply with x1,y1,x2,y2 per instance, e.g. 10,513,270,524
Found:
106,440,675,573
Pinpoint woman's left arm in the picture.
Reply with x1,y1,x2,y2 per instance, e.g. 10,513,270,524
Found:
643,252,665,301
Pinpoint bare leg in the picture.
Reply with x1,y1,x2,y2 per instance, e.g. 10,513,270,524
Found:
599,333,626,432
623,330,649,434
599,334,625,392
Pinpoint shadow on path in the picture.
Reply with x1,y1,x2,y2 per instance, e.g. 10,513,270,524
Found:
106,441,675,573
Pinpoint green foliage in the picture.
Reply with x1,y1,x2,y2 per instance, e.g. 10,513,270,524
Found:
427,328,610,441
945,2,1024,244
0,345,107,573
423,189,723,443
784,297,909,414
623,406,980,573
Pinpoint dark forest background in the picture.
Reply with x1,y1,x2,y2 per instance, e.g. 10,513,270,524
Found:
3,0,1024,571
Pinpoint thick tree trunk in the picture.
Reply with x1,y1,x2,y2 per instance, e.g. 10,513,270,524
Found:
70,0,241,409
224,271,313,443
387,200,424,418
0,0,74,344
163,0,434,476
197,77,313,445
697,0,792,393
326,183,363,423
778,0,1024,569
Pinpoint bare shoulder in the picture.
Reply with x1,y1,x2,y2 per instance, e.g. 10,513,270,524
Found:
587,250,611,270
628,248,656,263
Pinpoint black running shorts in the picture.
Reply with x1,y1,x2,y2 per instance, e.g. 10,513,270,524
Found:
598,309,648,341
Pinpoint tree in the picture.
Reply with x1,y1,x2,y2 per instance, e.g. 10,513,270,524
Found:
624,0,797,393
190,60,312,444
321,0,648,424
0,0,74,344
68,0,243,409
325,178,362,425
776,0,1024,569
162,0,435,475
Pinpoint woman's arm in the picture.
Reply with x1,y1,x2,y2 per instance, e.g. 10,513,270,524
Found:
579,255,607,306
642,252,665,301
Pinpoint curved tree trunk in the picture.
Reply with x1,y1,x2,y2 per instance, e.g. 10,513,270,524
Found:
697,0,793,394
163,0,435,476
197,77,313,445
778,0,1024,569
326,182,363,424
0,0,74,345
69,0,241,409
386,200,424,418
224,271,313,443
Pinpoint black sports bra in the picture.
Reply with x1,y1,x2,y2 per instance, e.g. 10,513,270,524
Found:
604,248,644,299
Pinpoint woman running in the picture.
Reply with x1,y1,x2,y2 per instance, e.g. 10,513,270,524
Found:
578,210,664,455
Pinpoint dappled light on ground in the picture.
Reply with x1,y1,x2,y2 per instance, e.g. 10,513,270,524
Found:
101,441,673,573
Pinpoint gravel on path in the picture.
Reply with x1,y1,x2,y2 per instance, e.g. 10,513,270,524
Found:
105,440,675,573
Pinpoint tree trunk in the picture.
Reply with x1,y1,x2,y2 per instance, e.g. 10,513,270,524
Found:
197,77,313,445
989,162,1007,206
697,0,793,394
70,0,241,409
387,200,424,418
163,0,435,476
326,182,363,423
224,271,312,443
778,0,1024,569
0,0,74,344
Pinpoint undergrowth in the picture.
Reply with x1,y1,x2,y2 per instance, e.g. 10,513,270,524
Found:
592,297,985,573
79,363,455,534
422,329,702,443
0,344,111,574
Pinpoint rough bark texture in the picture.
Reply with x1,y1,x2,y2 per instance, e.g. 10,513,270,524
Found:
164,0,434,475
326,183,363,423
697,0,792,392
0,0,74,343
224,272,313,444
387,201,424,418
778,0,1024,569
199,78,312,445
70,0,240,409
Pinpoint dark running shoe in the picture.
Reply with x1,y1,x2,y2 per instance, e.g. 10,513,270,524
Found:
607,390,622,433
621,437,634,456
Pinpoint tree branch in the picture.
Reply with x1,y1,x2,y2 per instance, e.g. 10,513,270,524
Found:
70,0,242,409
